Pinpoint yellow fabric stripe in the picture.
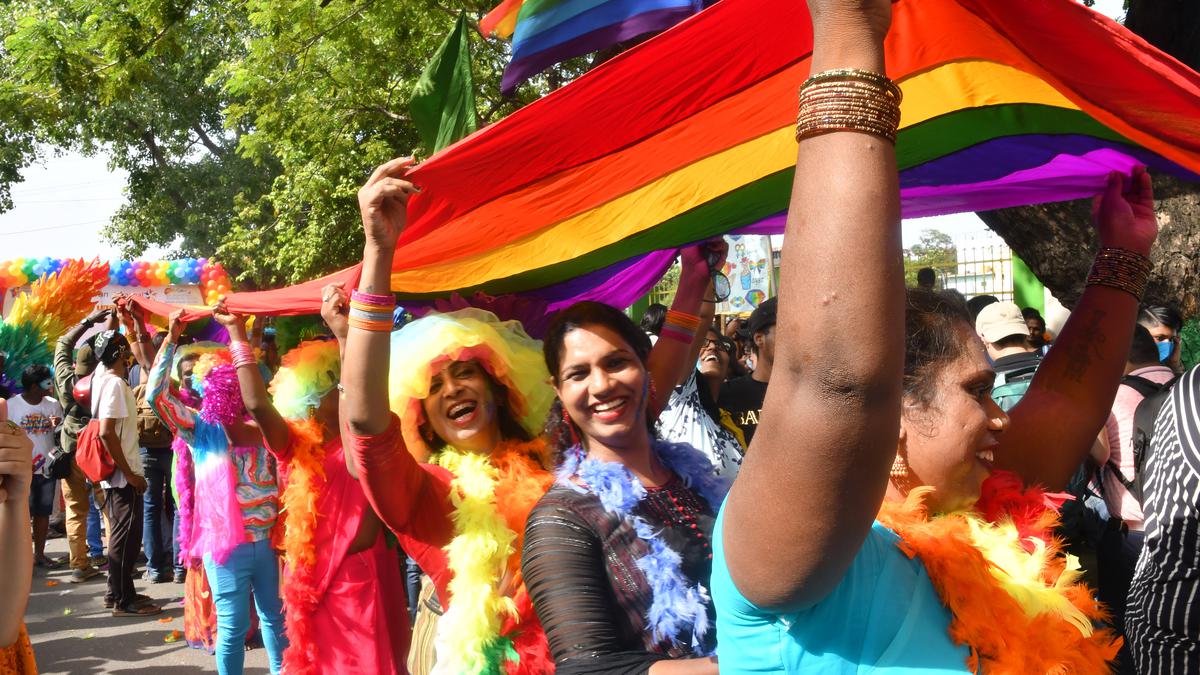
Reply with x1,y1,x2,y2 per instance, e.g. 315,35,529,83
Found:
391,60,1081,293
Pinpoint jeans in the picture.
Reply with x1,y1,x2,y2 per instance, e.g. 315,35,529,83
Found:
406,556,423,622
87,493,104,558
103,485,144,610
204,539,287,674
140,447,179,578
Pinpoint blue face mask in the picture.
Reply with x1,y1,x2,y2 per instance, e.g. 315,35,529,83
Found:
1157,340,1175,362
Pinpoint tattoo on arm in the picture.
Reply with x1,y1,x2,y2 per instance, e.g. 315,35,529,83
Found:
1063,309,1108,383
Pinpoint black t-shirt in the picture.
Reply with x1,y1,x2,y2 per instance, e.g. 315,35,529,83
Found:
992,350,1041,378
718,375,768,446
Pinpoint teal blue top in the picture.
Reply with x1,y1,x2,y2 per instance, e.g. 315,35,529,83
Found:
711,506,971,673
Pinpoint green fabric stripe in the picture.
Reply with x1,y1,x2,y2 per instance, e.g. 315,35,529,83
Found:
400,104,1131,298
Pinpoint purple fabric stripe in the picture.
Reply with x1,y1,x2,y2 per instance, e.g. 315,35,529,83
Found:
501,7,694,94
900,147,1148,218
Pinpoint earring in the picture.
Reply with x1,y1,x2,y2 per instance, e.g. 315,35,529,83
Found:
648,378,658,408
890,454,910,481
562,407,581,447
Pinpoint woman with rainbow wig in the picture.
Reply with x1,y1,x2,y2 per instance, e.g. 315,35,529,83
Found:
342,157,558,675
210,292,409,675
147,314,286,675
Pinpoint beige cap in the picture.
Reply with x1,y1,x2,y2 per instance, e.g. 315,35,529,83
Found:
975,302,1029,343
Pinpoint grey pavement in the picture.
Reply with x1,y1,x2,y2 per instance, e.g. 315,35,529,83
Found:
24,534,269,674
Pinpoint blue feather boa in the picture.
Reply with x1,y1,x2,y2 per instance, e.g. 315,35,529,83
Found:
557,440,730,654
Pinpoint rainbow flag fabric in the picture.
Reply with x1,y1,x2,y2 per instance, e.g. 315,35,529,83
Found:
492,0,703,94
131,0,1200,320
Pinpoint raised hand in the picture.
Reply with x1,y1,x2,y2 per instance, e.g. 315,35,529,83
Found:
679,238,729,289
211,300,250,343
167,309,188,343
320,283,350,340
0,422,33,504
358,157,419,252
1093,166,1157,256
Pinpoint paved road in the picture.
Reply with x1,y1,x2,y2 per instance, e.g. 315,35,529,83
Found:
25,535,269,674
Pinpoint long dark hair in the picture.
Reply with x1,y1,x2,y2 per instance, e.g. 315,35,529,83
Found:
542,302,657,461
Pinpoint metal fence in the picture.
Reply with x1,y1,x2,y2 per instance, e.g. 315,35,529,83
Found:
906,241,1014,300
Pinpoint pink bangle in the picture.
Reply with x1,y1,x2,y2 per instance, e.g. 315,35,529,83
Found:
351,289,395,306
229,342,256,368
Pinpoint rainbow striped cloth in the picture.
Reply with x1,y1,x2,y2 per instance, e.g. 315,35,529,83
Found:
390,0,1200,304
130,0,1200,321
482,0,703,95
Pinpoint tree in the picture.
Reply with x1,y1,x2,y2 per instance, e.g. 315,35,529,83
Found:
979,0,1200,320
903,229,957,286
0,0,586,288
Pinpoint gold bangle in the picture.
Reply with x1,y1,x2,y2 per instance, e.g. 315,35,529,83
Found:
1085,247,1152,298
795,69,902,144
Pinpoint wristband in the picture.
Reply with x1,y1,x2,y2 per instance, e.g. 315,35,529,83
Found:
351,289,395,306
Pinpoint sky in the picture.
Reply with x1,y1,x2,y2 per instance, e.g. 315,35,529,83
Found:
0,0,1128,263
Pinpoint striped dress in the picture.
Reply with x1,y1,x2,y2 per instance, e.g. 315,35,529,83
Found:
1127,365,1200,674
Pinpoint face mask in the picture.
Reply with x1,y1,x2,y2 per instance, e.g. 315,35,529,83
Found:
1157,340,1175,362
39,378,53,391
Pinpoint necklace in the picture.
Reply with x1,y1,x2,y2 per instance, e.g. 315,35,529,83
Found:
558,440,730,654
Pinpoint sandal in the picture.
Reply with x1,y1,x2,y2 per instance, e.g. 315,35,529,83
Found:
112,604,162,617
104,594,154,609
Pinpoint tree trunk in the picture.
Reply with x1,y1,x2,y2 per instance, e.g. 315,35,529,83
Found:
977,173,1200,317
978,0,1200,318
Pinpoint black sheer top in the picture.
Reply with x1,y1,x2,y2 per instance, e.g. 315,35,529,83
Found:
522,476,716,674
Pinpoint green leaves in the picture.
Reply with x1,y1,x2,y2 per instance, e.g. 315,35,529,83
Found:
1,0,582,289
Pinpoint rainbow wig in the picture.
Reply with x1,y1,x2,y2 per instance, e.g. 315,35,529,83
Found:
269,339,340,421
389,308,553,461
172,341,228,382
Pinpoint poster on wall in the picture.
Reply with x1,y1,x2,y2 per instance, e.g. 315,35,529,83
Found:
717,235,773,315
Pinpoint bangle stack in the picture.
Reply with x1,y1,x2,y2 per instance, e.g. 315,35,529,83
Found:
230,341,256,368
349,290,395,333
661,310,702,344
795,68,902,144
1086,247,1152,298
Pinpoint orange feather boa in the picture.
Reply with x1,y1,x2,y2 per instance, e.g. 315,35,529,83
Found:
877,471,1121,674
278,419,328,675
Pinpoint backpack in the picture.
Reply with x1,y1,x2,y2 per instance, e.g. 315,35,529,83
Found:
76,376,116,483
990,362,1039,412
1111,373,1180,503
133,383,173,448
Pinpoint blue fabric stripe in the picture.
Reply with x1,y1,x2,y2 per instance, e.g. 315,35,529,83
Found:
512,0,697,61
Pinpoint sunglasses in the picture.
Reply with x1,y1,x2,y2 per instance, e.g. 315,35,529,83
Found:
704,337,736,354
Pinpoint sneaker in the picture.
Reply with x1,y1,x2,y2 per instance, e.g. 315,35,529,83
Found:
68,567,103,583
150,573,173,584
173,570,187,584
89,555,108,569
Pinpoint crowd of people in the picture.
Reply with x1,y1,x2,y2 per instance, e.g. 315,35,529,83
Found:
2,0,1200,673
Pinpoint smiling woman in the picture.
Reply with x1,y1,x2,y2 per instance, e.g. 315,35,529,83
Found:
520,240,728,675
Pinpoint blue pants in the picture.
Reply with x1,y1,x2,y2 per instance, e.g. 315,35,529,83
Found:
204,539,287,675
140,447,181,577
87,493,104,558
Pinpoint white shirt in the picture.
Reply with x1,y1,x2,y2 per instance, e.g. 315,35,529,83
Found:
6,394,63,473
91,365,143,488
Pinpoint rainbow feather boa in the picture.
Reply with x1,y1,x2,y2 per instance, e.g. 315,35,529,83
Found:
278,419,328,675
877,471,1121,673
557,440,730,654
432,440,554,675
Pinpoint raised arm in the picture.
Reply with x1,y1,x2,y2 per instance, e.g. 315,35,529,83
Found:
212,303,290,456
342,157,415,439
55,308,108,409
319,283,350,361
721,0,904,612
648,240,727,411
116,299,154,372
998,168,1159,490
148,312,197,439
0,425,33,648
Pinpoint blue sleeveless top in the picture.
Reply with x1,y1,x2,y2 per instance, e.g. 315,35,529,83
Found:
711,505,971,673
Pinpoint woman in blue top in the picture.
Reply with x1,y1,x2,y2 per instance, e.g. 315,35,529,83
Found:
712,0,1160,672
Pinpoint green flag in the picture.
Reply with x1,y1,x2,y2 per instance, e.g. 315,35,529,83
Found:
410,14,478,153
